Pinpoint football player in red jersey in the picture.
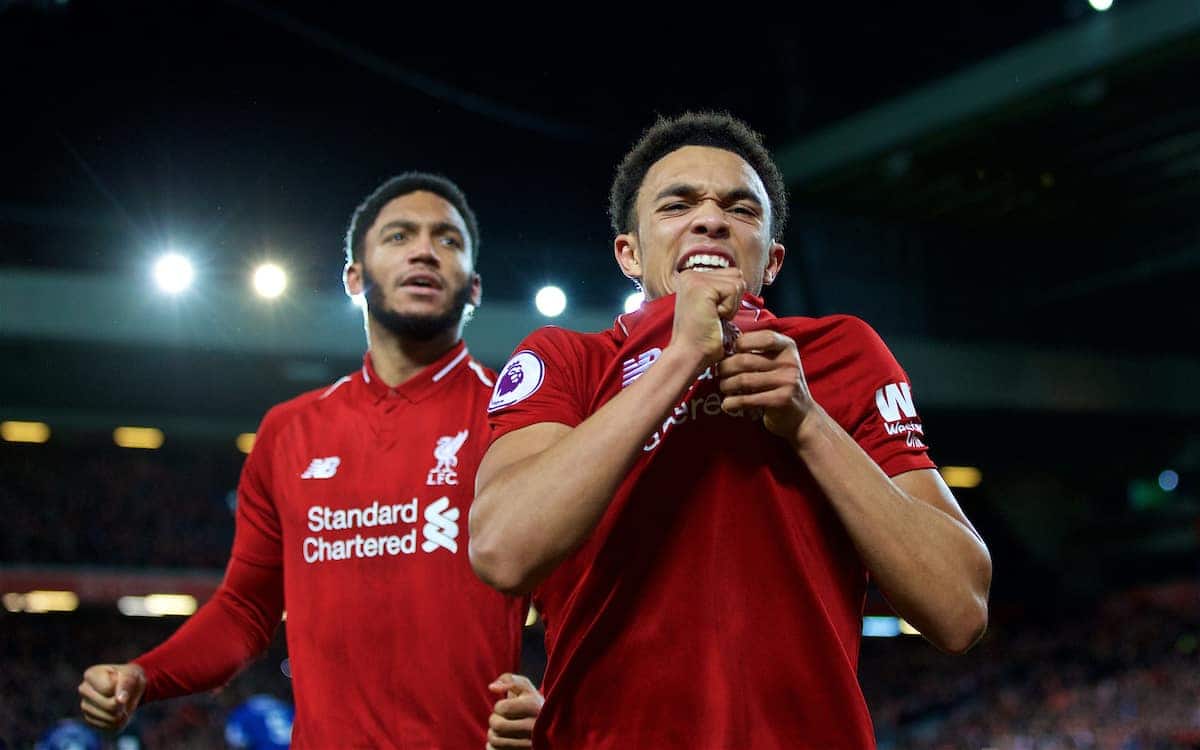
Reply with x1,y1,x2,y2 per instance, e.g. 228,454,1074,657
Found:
471,114,992,749
79,173,541,748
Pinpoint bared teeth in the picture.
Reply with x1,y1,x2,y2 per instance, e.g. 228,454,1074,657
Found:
682,253,731,271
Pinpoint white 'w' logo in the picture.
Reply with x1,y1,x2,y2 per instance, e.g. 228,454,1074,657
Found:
875,382,916,423
622,348,662,388
421,497,459,553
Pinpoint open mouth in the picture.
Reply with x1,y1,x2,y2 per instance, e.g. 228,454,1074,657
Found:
676,250,735,273
400,273,443,291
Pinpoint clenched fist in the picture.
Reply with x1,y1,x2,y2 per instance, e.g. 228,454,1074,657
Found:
78,663,146,730
669,267,746,370
486,672,543,749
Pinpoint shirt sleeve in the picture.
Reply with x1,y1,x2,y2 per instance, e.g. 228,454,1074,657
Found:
830,317,937,478
133,406,294,700
487,326,590,443
133,555,284,702
229,407,287,567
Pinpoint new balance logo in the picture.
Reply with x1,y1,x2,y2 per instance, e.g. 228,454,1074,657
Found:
622,348,662,388
875,382,917,423
300,456,341,479
421,497,459,553
427,430,468,486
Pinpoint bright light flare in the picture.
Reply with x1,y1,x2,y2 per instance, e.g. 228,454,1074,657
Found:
153,253,194,294
940,466,982,489
1,421,50,443
4,590,79,613
253,262,287,299
535,286,567,317
237,432,256,454
1088,0,1113,10
624,292,645,313
113,426,164,450
1158,470,1179,492
117,594,198,617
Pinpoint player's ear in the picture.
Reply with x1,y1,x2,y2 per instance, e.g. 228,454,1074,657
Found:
614,233,642,282
344,261,364,297
763,241,786,286
469,272,482,308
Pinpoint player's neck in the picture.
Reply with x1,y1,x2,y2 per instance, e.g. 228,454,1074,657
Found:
366,321,462,388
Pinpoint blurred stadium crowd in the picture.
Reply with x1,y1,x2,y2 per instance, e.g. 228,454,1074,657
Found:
3,443,1198,749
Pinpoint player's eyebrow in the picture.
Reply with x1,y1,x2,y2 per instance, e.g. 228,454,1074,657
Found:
428,221,465,240
376,220,465,240
376,219,418,238
653,183,763,207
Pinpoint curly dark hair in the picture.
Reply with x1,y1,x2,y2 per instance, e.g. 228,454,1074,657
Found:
608,112,788,240
344,172,480,264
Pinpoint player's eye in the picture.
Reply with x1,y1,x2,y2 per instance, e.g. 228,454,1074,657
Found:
387,231,407,243
440,236,462,248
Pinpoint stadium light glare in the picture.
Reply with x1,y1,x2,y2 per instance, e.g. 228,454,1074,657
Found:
153,252,195,294
237,432,256,454
535,286,567,317
253,262,288,299
117,594,197,617
16,590,79,613
1158,469,1179,492
1,420,50,444
113,426,164,450
624,291,645,314
1088,0,1113,10
940,465,982,488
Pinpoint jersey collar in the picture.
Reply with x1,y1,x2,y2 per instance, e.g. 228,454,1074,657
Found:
358,340,471,405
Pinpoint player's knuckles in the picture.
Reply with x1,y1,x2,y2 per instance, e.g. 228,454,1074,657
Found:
83,666,114,691
79,685,117,710
506,698,541,718
487,731,533,749
497,697,537,718
80,699,116,724
489,712,516,730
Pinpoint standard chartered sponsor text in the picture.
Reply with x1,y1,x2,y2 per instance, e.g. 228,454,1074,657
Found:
304,499,420,564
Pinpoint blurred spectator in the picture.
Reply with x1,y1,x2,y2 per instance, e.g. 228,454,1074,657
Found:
1,442,238,567
864,587,1200,749
1,610,290,749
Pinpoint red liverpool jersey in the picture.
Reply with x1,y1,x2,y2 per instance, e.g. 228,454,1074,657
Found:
141,342,525,749
488,295,935,750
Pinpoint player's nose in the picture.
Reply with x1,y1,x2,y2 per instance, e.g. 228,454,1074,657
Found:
689,199,730,237
407,232,440,265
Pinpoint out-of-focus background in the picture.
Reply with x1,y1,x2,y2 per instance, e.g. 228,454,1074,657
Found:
2,1,1198,747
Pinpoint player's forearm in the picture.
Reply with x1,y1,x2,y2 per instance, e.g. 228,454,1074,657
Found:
795,409,991,653
471,345,705,594
134,560,284,701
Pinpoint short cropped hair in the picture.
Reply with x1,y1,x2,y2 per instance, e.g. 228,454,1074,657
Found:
345,172,480,264
608,112,788,239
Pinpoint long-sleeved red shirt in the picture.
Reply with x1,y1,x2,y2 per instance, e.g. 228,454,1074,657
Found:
136,343,526,748
488,295,936,749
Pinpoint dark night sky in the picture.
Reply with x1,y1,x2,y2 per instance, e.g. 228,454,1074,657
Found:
1,1,1083,306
